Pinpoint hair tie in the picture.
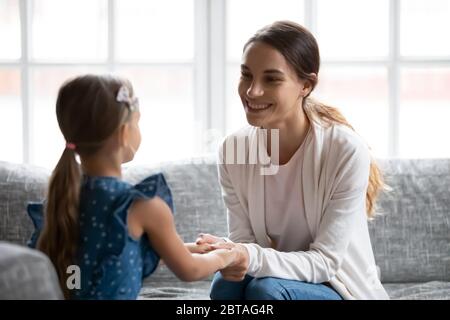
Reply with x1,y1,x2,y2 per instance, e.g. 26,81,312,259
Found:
66,142,76,150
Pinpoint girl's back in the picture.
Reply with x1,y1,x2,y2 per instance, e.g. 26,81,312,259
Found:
74,173,170,299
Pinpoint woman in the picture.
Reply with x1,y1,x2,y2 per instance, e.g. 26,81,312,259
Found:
198,21,389,300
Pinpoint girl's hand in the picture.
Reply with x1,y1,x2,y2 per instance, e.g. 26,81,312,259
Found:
185,242,214,254
195,233,226,245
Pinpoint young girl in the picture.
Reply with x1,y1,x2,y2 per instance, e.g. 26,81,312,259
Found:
27,74,237,300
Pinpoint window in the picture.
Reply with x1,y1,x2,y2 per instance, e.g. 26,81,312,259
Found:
1,0,196,168
1,0,449,168
400,0,450,57
0,68,22,163
314,66,389,157
30,0,108,62
225,0,450,158
399,67,450,157
316,0,389,60
0,0,20,60
398,0,450,158
0,0,22,163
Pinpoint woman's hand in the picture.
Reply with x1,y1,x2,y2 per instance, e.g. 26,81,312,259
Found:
211,242,249,281
196,233,249,280
211,247,240,269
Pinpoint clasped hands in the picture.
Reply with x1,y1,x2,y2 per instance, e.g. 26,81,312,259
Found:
188,233,249,281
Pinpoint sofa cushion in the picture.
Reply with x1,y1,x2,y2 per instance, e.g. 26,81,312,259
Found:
139,278,211,300
384,281,450,300
140,280,450,300
139,280,450,300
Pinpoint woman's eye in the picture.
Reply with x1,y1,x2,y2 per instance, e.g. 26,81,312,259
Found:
266,77,281,82
240,72,252,79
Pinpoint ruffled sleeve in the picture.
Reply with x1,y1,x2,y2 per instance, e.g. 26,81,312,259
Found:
26,202,45,249
132,173,174,212
104,173,174,277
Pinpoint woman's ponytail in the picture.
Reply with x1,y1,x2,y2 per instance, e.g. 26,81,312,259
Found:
303,99,385,219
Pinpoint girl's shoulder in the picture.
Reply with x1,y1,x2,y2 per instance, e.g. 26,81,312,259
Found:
26,173,174,249
81,173,173,210
127,173,174,212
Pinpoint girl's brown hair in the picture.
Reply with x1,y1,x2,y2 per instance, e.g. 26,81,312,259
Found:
37,74,135,298
245,21,384,218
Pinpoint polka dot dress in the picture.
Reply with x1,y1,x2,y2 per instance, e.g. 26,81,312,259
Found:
27,173,174,300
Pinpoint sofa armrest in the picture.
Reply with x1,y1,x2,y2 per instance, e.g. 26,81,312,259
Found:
0,241,63,299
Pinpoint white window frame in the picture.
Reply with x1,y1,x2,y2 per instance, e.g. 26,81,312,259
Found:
4,0,450,165
215,0,450,158
7,0,208,165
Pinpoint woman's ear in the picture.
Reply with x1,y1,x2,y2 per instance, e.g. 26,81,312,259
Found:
301,73,317,97
301,82,311,97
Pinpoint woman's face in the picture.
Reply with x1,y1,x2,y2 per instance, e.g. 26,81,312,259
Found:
238,41,309,128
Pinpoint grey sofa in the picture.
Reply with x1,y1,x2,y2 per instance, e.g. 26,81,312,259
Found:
0,158,449,300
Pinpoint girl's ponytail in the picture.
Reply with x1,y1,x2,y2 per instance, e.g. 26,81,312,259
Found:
37,146,81,299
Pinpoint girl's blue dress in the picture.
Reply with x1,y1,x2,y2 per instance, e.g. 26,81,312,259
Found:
27,173,173,300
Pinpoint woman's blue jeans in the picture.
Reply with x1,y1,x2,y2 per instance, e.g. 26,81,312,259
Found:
210,272,342,300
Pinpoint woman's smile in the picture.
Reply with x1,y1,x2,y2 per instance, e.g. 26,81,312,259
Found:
244,99,274,112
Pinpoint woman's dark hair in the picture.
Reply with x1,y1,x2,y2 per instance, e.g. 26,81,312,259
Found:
245,21,385,218
37,74,136,298
244,20,320,97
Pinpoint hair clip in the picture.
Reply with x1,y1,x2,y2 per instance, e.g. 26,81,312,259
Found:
116,85,130,104
116,85,139,111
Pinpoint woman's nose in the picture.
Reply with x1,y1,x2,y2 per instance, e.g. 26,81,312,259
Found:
246,81,264,97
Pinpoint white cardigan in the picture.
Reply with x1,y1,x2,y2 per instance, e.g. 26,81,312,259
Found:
217,121,389,300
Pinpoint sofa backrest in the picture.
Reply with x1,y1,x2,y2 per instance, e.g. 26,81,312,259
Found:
123,158,230,283
0,158,448,284
123,158,229,245
369,159,450,283
0,161,49,245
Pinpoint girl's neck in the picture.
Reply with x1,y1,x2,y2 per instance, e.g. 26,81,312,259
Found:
81,153,122,178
